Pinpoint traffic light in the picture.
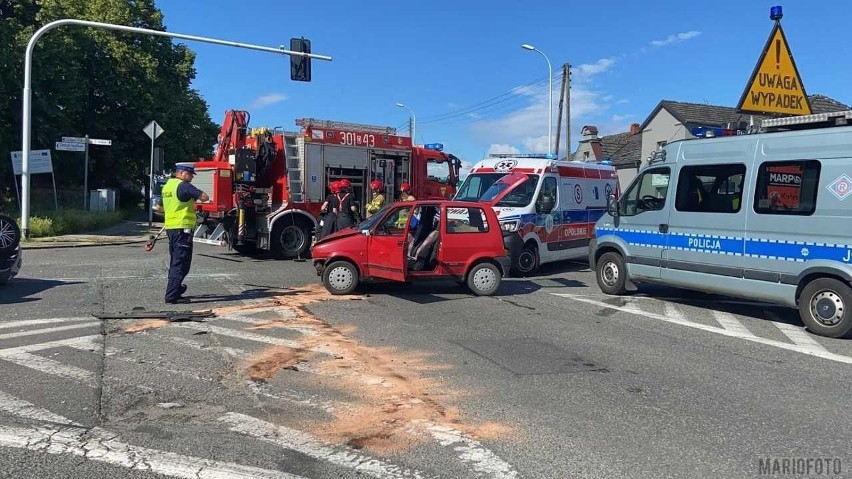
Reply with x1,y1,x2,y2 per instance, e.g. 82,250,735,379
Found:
290,37,311,82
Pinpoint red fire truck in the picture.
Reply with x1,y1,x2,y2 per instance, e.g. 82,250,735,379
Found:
192,111,463,259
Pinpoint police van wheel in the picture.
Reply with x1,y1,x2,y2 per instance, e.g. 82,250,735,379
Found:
798,278,852,338
322,261,359,295
596,252,627,295
511,244,539,277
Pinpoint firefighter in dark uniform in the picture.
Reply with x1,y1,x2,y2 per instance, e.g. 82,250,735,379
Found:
162,163,209,304
335,179,358,230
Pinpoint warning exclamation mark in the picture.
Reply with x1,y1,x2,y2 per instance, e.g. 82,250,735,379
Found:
775,39,781,69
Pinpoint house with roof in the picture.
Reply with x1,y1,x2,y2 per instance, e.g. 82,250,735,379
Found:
572,94,850,189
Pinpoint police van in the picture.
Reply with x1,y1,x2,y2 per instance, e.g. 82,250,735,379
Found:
456,154,618,275
589,111,852,338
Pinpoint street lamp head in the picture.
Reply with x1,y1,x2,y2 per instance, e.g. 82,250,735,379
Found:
521,44,536,51
395,102,405,108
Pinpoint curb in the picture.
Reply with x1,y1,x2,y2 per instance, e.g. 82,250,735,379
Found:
20,238,150,250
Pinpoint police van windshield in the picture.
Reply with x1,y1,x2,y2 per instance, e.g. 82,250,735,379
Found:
481,174,540,207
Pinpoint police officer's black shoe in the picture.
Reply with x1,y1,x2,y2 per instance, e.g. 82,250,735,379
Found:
165,297,191,304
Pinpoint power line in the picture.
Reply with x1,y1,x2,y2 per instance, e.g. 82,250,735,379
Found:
418,71,559,124
420,79,555,127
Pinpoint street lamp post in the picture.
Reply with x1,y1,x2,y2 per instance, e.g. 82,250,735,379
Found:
19,18,332,239
395,102,416,145
521,43,553,157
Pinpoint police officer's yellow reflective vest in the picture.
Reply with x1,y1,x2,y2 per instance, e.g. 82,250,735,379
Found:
367,193,385,216
162,178,197,229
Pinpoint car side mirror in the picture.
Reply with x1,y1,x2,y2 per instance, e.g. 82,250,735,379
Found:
361,229,371,236
606,194,620,226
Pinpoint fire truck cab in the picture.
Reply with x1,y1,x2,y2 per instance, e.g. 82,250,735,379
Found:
192,112,463,259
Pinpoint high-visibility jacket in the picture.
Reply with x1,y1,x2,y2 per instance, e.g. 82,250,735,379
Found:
162,178,197,229
367,193,385,216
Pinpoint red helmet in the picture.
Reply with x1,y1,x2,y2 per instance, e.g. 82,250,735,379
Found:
329,181,340,194
339,179,351,189
370,180,383,191
400,182,411,192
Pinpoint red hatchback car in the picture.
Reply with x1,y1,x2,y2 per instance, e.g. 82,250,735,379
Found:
312,200,511,296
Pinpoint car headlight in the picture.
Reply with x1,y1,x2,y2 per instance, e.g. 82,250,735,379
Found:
500,220,520,232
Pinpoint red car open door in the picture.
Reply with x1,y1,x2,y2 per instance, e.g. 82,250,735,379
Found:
364,204,414,282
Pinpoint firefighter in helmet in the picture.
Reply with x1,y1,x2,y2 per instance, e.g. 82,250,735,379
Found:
318,181,340,239
366,180,385,217
400,182,415,201
335,179,358,230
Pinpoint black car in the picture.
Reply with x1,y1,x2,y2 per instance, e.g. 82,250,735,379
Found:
0,214,22,285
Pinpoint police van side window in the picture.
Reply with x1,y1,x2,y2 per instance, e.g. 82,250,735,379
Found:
753,160,820,216
620,167,670,216
675,164,746,213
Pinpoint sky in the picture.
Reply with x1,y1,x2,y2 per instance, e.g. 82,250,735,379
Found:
155,0,851,171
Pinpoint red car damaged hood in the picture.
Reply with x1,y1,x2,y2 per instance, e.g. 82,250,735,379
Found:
312,227,360,249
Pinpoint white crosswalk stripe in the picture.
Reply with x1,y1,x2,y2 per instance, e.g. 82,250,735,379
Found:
552,293,852,364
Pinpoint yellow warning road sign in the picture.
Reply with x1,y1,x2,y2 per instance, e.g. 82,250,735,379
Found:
737,24,811,116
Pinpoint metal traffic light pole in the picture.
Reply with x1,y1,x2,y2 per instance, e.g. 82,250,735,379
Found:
19,18,333,238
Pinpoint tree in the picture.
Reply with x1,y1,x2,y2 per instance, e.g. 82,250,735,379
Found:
0,0,219,207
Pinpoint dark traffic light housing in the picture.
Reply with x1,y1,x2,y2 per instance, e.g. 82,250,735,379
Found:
290,37,311,82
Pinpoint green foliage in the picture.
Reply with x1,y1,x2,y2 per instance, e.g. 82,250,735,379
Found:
18,208,126,238
0,0,220,199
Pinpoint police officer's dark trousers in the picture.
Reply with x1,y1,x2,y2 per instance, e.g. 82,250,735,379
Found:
165,229,193,302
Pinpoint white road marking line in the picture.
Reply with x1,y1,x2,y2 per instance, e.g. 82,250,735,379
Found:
712,311,754,337
0,335,101,354
0,322,99,341
219,412,428,479
552,293,852,364
421,421,518,479
0,424,306,479
767,314,831,354
246,382,346,414
0,391,82,426
663,303,687,321
0,351,96,386
0,317,93,330
176,323,302,348
161,335,251,360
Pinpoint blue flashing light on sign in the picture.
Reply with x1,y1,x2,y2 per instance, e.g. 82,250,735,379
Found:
770,5,783,21
424,143,444,151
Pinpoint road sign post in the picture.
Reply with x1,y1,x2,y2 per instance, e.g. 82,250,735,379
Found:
56,135,111,210
144,120,164,227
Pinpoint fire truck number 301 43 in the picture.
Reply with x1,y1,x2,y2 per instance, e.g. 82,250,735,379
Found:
339,132,376,148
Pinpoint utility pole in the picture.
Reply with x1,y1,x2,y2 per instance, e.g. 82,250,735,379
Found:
409,116,415,145
554,63,568,158
565,63,572,161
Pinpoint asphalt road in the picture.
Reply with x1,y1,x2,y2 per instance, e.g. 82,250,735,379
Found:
1,242,850,478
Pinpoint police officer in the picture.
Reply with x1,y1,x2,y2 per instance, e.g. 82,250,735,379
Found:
162,163,209,304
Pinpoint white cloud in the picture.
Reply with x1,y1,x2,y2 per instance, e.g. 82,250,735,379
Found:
250,93,288,109
650,31,701,47
574,58,616,79
486,144,521,156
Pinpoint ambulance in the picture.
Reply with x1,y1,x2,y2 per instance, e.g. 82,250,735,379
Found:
455,154,619,275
